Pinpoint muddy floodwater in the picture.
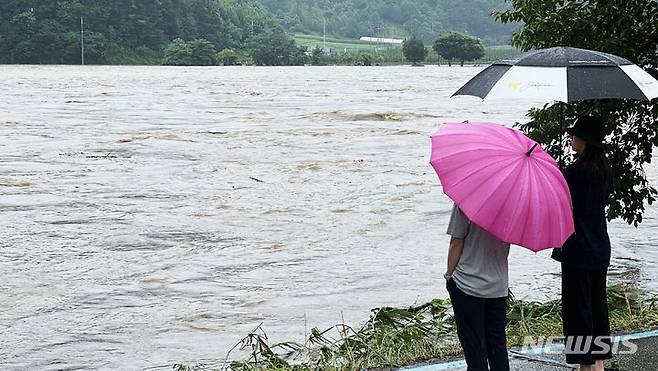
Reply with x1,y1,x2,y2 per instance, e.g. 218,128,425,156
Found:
1,65,656,370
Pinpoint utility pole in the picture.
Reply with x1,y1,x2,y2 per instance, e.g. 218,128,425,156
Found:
374,24,383,48
323,18,326,50
80,17,85,65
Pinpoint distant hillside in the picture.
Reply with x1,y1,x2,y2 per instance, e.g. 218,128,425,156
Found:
257,0,517,45
0,0,516,65
0,0,274,64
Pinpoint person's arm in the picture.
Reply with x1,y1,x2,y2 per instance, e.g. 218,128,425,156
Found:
445,237,464,280
445,204,469,281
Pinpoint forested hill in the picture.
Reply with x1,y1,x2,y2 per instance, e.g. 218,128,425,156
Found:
0,0,515,65
0,0,273,64
258,0,516,45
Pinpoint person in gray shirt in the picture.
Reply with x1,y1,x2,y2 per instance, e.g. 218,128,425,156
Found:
445,204,510,371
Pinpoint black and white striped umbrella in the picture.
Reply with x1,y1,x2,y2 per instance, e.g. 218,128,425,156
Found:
453,47,658,102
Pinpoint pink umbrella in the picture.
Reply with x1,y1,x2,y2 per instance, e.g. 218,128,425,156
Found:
430,122,574,251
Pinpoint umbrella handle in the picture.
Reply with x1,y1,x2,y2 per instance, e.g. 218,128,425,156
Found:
526,143,539,156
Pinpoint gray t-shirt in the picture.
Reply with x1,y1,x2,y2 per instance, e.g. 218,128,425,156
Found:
447,204,510,298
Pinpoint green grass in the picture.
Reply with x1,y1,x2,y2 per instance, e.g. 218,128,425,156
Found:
104,44,163,65
175,284,658,371
294,33,385,51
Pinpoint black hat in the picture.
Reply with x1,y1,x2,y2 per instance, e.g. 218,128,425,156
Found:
566,116,606,148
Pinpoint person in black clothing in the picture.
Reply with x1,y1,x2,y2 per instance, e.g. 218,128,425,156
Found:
552,116,613,371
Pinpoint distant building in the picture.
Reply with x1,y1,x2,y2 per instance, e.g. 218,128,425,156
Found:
359,36,404,46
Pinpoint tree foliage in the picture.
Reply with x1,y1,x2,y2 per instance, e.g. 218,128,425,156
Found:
163,38,217,66
0,0,275,64
433,32,485,66
495,0,658,225
217,48,238,65
402,37,427,65
310,47,328,66
246,28,307,66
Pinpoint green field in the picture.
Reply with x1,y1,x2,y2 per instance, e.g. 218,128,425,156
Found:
294,33,383,51
294,33,520,64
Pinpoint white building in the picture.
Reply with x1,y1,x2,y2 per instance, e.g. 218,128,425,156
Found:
359,36,404,46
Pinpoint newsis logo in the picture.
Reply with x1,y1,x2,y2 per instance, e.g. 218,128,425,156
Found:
521,336,638,355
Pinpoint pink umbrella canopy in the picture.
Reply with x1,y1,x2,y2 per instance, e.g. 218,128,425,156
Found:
430,122,574,251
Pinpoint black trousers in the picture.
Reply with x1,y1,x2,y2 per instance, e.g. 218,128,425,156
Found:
561,264,613,365
447,279,509,371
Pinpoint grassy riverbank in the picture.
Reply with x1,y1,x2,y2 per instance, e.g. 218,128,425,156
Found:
175,285,658,371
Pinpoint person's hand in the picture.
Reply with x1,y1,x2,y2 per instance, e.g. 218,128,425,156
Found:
443,272,452,281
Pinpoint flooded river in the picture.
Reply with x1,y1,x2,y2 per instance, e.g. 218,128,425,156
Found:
0,66,656,370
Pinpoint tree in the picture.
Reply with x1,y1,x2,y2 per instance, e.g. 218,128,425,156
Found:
246,28,307,66
163,38,193,65
162,38,216,66
189,39,217,65
217,48,238,66
310,46,328,66
495,0,658,225
402,37,427,65
433,32,485,66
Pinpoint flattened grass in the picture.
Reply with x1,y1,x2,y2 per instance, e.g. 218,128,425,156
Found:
175,285,658,371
